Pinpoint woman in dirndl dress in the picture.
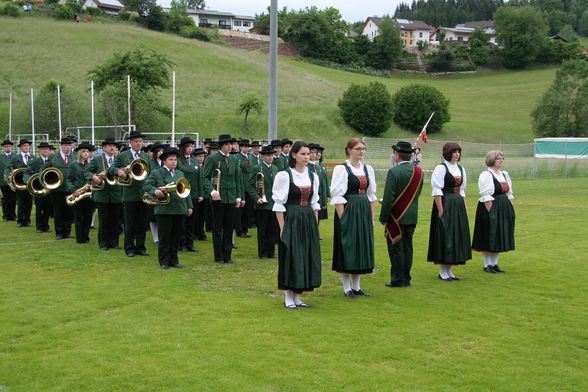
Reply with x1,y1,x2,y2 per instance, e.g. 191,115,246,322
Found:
427,142,472,281
272,141,321,309
331,138,377,298
472,150,515,273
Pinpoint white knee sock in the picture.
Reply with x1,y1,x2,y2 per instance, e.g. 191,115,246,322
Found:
150,222,159,243
490,253,499,266
439,265,450,279
447,266,456,278
341,273,351,293
292,293,303,306
483,253,492,267
351,274,361,291
284,290,295,307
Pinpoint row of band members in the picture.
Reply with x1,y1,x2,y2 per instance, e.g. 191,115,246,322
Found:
1,136,515,309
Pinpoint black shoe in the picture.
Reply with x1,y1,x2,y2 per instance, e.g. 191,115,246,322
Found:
351,289,371,297
493,265,506,273
224,259,234,264
284,303,297,310
483,266,496,274
449,276,460,281
344,290,356,299
198,235,207,241
137,250,148,256
171,264,183,269
296,302,310,308
266,255,276,259
160,265,169,270
16,223,23,227
237,233,251,238
126,251,136,257
438,274,452,281
216,260,225,265
23,222,32,227
37,229,44,233
100,246,109,251
56,235,64,240
185,245,197,252
319,237,324,240
385,282,404,288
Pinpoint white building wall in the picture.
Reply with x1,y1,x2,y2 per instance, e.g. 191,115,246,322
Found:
362,19,380,42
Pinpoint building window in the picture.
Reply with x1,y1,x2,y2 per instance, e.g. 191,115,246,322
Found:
234,20,242,26
201,18,208,24
243,21,251,27
457,36,463,41
419,32,423,38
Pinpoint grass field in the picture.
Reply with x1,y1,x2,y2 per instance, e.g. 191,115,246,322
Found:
0,16,559,151
1,177,587,391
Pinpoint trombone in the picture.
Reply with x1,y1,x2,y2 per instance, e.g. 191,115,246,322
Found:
114,158,149,186
211,162,221,193
256,172,267,203
143,177,191,205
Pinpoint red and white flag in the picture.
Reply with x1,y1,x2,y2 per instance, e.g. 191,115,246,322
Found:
415,112,434,146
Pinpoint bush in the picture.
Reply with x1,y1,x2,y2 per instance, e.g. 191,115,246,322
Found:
338,82,394,136
0,2,22,17
391,84,450,134
64,0,82,14
536,39,582,64
178,26,211,41
48,3,76,20
86,6,103,16
167,15,194,33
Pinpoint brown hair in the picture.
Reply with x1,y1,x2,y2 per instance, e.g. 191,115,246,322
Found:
345,138,364,158
485,150,504,167
442,142,462,162
288,140,309,168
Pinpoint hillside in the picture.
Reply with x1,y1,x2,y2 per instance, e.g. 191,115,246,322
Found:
0,16,559,150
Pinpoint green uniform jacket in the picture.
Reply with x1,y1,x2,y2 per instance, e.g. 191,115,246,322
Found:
109,149,150,202
0,152,16,187
143,167,193,215
379,162,423,225
315,162,330,206
247,162,278,211
277,154,289,172
44,153,73,193
202,152,243,204
248,153,261,168
26,156,49,183
66,162,90,193
236,152,254,192
5,153,35,183
177,156,203,200
85,155,122,204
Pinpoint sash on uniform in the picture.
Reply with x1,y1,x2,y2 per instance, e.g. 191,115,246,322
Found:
384,165,423,244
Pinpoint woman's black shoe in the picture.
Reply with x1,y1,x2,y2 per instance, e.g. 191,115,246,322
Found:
483,266,496,273
493,265,506,273
351,289,371,297
438,274,452,281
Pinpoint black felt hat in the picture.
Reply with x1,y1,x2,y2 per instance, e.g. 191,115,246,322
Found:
160,147,180,161
260,145,275,155
392,141,415,154
218,134,237,145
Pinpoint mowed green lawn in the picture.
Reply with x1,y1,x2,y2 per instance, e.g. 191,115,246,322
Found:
1,177,586,391
0,16,558,151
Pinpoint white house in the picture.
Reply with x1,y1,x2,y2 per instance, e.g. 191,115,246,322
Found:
186,9,255,33
362,17,433,47
434,20,497,45
82,0,125,15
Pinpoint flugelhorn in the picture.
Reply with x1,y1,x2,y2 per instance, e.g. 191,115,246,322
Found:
27,173,50,197
7,168,27,192
143,177,191,205
211,161,221,193
40,167,64,190
66,182,93,206
114,158,149,186
256,172,267,203
90,170,116,191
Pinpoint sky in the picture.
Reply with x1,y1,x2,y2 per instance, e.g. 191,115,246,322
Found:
159,0,404,22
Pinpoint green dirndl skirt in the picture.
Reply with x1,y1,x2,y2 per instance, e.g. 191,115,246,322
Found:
427,193,472,265
278,205,322,292
472,193,515,252
332,194,375,274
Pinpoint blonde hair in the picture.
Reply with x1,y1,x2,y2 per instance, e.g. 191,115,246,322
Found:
485,150,504,167
77,149,89,163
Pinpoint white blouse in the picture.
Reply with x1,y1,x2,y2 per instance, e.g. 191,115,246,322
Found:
272,167,321,212
330,160,377,205
431,160,467,197
478,169,514,202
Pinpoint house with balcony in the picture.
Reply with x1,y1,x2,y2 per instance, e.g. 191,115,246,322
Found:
433,20,496,45
362,17,433,47
82,0,124,15
186,9,255,33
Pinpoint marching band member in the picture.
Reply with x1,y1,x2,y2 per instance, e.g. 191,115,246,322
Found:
5,139,34,227
235,139,252,238
66,143,94,244
278,138,292,171
270,139,284,171
143,147,193,269
247,145,278,259
315,145,330,222
331,138,377,298
203,142,218,233
86,138,122,250
272,141,321,309
472,150,516,273
0,140,17,222
45,137,75,240
27,142,53,233
110,130,150,257
193,147,208,241
202,134,244,264
427,143,472,281
178,136,203,252
147,142,166,246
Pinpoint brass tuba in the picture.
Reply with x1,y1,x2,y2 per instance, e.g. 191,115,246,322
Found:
66,182,93,206
114,158,149,186
40,167,64,190
143,177,191,205
7,168,27,192
27,173,50,197
211,161,221,193
90,170,116,191
256,172,267,203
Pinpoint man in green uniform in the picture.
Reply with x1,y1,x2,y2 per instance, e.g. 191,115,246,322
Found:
380,141,424,288
44,137,75,239
177,136,203,252
270,139,284,171
1,140,17,221
5,139,35,227
278,138,292,172
235,139,252,238
27,141,52,232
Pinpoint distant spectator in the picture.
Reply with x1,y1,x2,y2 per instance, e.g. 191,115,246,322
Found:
75,15,80,23
87,15,93,23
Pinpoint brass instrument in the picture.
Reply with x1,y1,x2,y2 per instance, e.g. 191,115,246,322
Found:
143,177,191,205
7,168,27,192
211,161,221,193
256,172,267,203
66,182,93,206
27,173,50,197
40,167,64,191
114,158,149,186
90,170,116,191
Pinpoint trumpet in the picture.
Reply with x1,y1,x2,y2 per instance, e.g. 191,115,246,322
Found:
211,162,221,193
114,158,149,186
7,168,27,192
27,173,50,197
256,172,267,203
90,170,116,191
40,167,64,191
66,182,93,206
143,177,191,205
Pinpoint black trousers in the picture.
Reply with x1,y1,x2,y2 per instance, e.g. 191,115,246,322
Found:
157,214,183,267
234,206,247,236
123,201,148,253
244,193,255,228
1,185,16,220
386,224,416,287
34,195,51,231
16,190,33,224
74,198,94,243
211,201,236,262
52,191,73,237
195,197,207,239
204,197,213,232
96,202,122,249
255,209,277,258
181,198,198,248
